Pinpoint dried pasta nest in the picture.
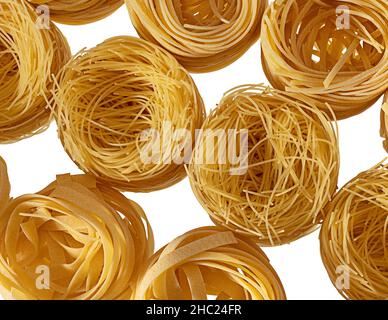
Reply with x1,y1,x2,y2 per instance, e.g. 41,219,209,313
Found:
27,0,123,25
53,36,205,192
133,226,286,300
188,85,340,246
320,160,388,300
381,92,388,152
261,0,388,120
126,0,267,73
0,160,154,300
0,0,71,144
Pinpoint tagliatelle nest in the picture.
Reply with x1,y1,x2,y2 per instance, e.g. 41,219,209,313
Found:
27,0,123,25
0,0,71,144
188,85,340,246
0,160,154,300
126,0,267,73
381,92,388,152
320,160,388,300
261,0,388,120
54,36,205,193
133,226,286,300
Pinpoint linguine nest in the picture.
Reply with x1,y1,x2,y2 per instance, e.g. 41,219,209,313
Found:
381,92,388,152
188,85,340,246
261,0,388,120
133,226,286,300
0,0,71,144
126,0,267,73
320,160,388,300
0,159,154,300
27,0,124,25
53,36,205,193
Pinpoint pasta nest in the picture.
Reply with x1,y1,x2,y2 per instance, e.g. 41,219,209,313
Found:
0,0,71,144
126,0,267,73
0,160,154,300
188,85,340,246
53,36,205,193
261,0,388,120
133,226,286,300
381,92,388,152
320,160,388,300
27,0,124,25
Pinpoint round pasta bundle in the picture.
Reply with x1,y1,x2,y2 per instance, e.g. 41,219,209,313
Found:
188,85,340,246
0,0,71,144
320,160,388,300
54,36,205,192
381,92,388,152
133,226,286,300
0,169,154,300
126,0,267,73
261,0,388,119
27,0,123,25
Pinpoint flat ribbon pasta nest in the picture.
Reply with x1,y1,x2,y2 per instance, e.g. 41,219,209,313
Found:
0,0,71,143
0,160,154,300
126,0,267,73
53,36,205,192
261,0,388,120
320,160,388,300
27,0,124,25
381,92,388,152
133,226,286,300
188,85,340,246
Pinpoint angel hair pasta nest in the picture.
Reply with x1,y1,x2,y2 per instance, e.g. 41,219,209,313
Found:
27,0,124,25
320,160,388,300
0,159,154,300
188,85,340,246
133,226,286,300
381,92,388,152
261,0,388,120
0,0,71,144
126,0,267,73
54,36,205,193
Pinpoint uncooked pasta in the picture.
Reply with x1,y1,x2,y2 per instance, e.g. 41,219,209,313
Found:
381,92,388,152
133,226,286,300
54,36,205,193
320,160,388,300
261,0,388,120
27,0,123,25
0,0,71,144
126,0,267,73
0,163,154,300
188,85,339,246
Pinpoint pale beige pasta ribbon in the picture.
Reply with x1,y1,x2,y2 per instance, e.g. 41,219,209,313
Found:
381,92,388,152
133,226,286,300
0,168,154,300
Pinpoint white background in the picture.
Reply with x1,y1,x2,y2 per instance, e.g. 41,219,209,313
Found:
0,4,386,300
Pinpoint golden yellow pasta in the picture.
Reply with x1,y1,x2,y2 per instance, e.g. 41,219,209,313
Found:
133,226,286,300
381,92,388,152
261,0,388,120
54,36,205,192
0,157,10,215
320,160,388,300
126,0,267,73
27,0,123,25
0,167,154,300
188,85,339,246
0,0,71,144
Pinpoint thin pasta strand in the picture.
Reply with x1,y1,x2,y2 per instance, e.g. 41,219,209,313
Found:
320,160,388,300
188,85,340,246
0,0,71,143
261,0,388,120
126,0,267,73
381,92,388,152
